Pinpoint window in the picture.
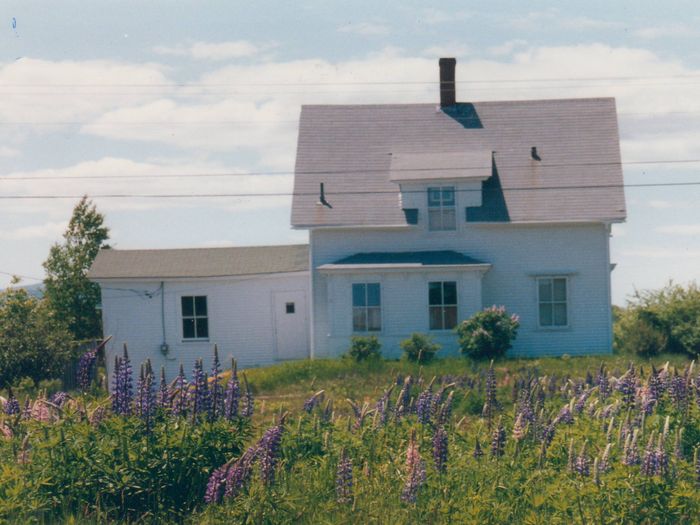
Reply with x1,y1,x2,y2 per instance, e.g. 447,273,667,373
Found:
285,302,295,314
429,281,458,330
538,277,568,327
181,296,209,339
352,283,381,332
428,186,456,231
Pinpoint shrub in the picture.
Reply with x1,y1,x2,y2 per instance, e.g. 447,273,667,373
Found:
456,306,519,359
400,333,440,363
346,336,381,362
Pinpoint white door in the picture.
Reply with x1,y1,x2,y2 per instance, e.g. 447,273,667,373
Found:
273,290,309,360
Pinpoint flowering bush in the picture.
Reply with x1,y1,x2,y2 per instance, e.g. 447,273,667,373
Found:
456,306,520,359
400,332,441,363
346,335,381,362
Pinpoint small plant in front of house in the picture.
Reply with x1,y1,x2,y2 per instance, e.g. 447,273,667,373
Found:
457,305,520,359
400,332,441,363
346,335,381,362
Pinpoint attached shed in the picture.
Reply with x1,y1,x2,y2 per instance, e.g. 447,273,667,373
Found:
88,244,310,380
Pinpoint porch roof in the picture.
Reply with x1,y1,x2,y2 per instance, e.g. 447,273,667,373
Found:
318,250,490,272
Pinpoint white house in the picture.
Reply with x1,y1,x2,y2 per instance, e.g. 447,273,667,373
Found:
90,57,626,376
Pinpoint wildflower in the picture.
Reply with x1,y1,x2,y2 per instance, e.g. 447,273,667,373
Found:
482,361,498,428
555,402,574,425
515,389,535,423
415,388,434,424
258,423,284,485
616,364,637,405
654,434,669,477
209,346,224,420
223,359,240,420
669,368,688,412
336,449,353,504
241,372,254,418
157,367,169,409
374,387,393,426
4,388,19,416
599,443,612,473
401,431,426,503
204,464,230,504
436,391,454,426
89,406,106,426
573,390,590,414
135,360,155,431
224,446,257,499
172,364,189,416
395,375,412,418
433,426,448,473
473,438,484,459
648,365,663,401
190,358,210,421
111,345,133,416
21,398,31,420
77,345,98,391
622,429,640,466
574,442,590,477
303,390,325,414
491,419,506,457
512,412,528,442
674,428,684,460
641,433,657,477
597,364,610,400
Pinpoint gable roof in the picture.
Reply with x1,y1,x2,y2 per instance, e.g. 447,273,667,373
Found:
291,98,626,227
88,244,308,280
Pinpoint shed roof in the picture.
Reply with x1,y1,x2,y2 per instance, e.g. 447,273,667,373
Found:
291,98,626,227
88,244,309,280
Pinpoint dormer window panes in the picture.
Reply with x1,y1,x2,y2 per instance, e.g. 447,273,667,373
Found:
428,186,456,231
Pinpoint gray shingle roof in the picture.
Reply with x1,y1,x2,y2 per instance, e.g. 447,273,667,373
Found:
88,244,308,280
291,98,626,227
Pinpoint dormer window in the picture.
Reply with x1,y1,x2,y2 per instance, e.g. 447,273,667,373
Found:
428,186,456,231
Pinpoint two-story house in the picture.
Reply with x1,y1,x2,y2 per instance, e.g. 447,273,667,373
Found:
90,57,626,379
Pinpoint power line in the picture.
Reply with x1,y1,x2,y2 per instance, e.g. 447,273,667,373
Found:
1,157,700,182
0,180,699,200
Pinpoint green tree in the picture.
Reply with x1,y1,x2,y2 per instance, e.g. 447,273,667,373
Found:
43,196,109,341
0,282,73,387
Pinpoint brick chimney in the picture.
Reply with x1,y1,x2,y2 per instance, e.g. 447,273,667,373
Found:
439,57,456,107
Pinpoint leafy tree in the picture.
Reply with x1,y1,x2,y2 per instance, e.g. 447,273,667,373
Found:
0,282,73,387
43,196,109,341
457,305,520,359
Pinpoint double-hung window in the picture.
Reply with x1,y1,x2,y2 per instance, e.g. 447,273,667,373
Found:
429,281,458,330
538,277,568,328
352,283,381,332
182,295,209,340
428,186,456,231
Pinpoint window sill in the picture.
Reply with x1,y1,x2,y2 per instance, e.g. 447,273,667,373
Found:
535,326,571,332
181,338,210,343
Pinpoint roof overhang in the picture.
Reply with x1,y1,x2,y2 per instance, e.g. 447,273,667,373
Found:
389,150,492,183
318,263,491,274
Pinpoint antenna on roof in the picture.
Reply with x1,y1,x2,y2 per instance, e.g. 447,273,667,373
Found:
318,182,332,208
531,147,542,161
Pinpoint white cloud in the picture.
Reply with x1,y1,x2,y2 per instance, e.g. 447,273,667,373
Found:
634,24,698,39
488,40,528,57
337,22,390,36
654,224,700,236
0,146,20,158
421,44,471,59
153,40,274,61
508,9,623,31
0,221,66,240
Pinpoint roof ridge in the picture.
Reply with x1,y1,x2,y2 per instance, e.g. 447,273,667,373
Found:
98,243,309,253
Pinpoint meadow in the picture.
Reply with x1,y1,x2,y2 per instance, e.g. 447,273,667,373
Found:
1,348,700,524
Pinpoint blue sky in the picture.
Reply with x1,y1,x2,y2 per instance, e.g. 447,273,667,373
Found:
1,1,699,304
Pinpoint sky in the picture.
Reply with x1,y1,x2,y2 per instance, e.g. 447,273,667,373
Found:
1,0,699,305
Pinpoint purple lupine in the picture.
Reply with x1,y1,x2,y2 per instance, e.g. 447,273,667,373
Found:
21,398,31,420
171,364,189,417
491,419,506,457
190,358,210,421
512,412,528,442
49,391,68,408
574,442,590,477
401,432,426,503
224,446,257,499
4,388,20,416
336,449,354,504
395,375,412,418
436,391,454,426
482,361,498,428
374,387,393,427
209,346,224,421
599,443,612,473
597,364,610,399
641,433,657,477
258,423,284,485
654,434,669,477
541,420,557,447
77,345,98,391
616,365,637,405
415,388,434,425
223,359,240,420
669,368,688,412
432,426,448,473
241,372,254,418
516,389,535,424
430,386,446,420
473,438,484,459
111,346,133,416
639,385,656,415
648,365,663,402
303,390,325,413
204,464,230,504
157,366,169,409
574,390,590,414
555,403,574,425
136,360,155,431
622,430,640,466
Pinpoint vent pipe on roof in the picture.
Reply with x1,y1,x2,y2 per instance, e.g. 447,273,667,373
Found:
439,57,456,107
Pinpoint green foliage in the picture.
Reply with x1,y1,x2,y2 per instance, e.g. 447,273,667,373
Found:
615,282,700,356
43,196,110,341
346,335,381,362
456,305,520,359
0,413,250,522
0,287,73,388
400,332,441,363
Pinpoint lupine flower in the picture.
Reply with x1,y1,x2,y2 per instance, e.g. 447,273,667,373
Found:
204,464,230,504
512,412,528,442
89,406,106,427
111,345,133,416
374,387,392,426
574,390,590,414
483,361,498,428
4,388,20,416
303,390,325,413
136,360,155,431
336,449,353,504
541,420,557,447
157,367,169,409
395,376,412,418
172,364,189,417
415,388,434,425
616,365,637,405
473,438,484,459
654,434,669,477
622,429,640,466
597,364,610,400
224,446,257,499
516,389,535,424
599,443,612,473
491,419,506,457
77,345,98,391
669,368,688,412
574,442,590,477
641,433,657,477
436,391,454,426
49,391,68,408
401,432,426,503
258,423,284,485
648,365,663,401
241,373,254,418
433,426,448,473
555,403,574,425
209,346,224,420
223,359,240,420
321,399,334,423
21,398,31,420
190,358,210,421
